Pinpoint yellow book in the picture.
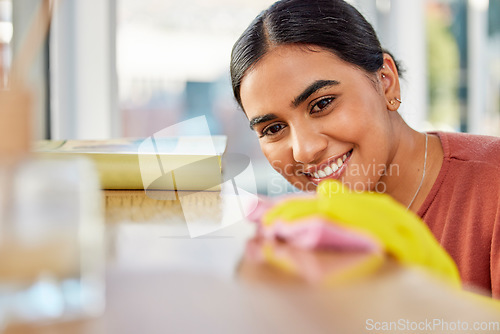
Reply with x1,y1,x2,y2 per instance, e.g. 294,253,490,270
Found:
33,136,226,191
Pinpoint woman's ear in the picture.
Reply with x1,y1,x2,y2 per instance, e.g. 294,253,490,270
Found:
379,53,401,111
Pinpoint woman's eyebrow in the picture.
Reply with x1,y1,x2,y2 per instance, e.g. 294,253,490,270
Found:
291,80,340,107
248,80,340,130
249,113,278,130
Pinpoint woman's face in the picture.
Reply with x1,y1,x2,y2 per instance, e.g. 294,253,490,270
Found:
240,45,398,192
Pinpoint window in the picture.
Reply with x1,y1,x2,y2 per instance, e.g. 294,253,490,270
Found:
426,0,500,135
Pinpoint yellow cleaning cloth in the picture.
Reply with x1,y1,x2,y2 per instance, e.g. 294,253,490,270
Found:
260,180,461,287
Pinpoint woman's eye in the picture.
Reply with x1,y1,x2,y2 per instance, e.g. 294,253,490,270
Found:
311,97,334,113
261,123,286,137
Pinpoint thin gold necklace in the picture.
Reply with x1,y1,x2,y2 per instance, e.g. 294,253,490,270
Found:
407,133,428,210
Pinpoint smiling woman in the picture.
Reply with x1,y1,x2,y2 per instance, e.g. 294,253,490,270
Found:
240,45,402,194
230,0,500,298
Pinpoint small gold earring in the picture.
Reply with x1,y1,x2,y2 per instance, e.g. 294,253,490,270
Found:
390,100,395,105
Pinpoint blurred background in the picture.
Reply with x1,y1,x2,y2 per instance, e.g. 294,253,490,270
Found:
1,0,499,194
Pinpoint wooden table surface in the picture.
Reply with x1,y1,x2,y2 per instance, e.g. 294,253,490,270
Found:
6,190,500,334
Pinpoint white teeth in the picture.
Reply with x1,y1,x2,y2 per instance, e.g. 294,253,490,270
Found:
310,151,351,179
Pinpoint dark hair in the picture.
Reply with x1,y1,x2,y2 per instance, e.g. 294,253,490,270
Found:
230,0,400,109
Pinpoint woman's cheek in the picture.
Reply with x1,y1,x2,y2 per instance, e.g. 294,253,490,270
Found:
263,144,287,168
262,142,314,191
269,157,284,175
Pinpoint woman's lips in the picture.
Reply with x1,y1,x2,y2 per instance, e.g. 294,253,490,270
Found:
304,149,353,184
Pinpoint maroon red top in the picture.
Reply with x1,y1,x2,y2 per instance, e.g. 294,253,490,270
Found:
418,132,500,298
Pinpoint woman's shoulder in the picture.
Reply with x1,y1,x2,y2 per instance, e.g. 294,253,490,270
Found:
435,131,500,165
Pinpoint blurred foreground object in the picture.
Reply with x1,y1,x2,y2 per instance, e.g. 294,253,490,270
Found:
0,157,105,328
249,180,460,287
242,238,384,287
0,0,52,160
0,88,32,159
0,0,106,329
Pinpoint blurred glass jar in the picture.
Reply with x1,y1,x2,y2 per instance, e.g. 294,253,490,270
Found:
0,156,105,328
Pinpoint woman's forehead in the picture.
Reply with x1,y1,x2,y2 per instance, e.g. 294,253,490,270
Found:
242,44,362,85
240,45,363,105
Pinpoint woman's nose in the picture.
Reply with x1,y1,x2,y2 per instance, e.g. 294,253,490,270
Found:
291,126,328,164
